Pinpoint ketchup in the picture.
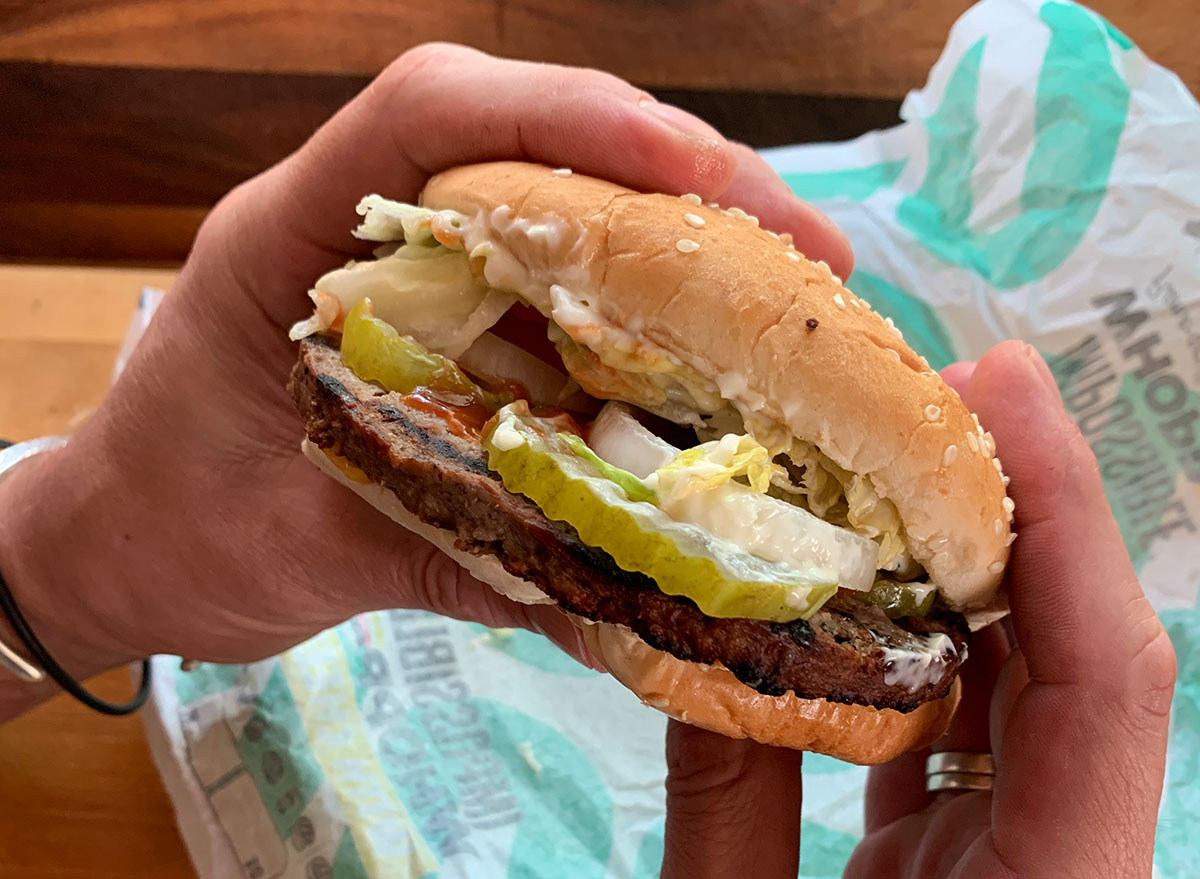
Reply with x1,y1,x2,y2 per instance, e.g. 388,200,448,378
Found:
402,389,496,440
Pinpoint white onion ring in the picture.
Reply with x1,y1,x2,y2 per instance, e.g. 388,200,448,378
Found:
589,402,680,478
458,331,570,406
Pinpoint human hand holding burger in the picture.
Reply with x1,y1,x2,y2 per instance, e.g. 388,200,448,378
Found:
0,41,1173,879
0,43,850,718
661,344,1176,878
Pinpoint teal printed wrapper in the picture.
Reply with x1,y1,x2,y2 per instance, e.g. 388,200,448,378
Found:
141,1,1200,876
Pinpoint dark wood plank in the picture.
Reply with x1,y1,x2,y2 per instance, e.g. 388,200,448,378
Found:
0,0,1192,99
0,62,900,263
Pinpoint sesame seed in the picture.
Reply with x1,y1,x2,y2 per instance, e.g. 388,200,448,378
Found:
966,432,980,452
680,193,702,206
747,214,760,227
980,432,996,457
889,349,901,361
929,536,949,551
833,293,846,308
993,456,1003,473
786,251,801,262
850,299,863,310
1006,532,1017,546
988,561,1005,575
832,275,843,285
993,518,1003,536
779,232,794,246
767,230,780,240
728,207,749,220
816,259,833,277
943,445,958,466
924,404,942,421
676,238,700,253
684,212,706,228
971,413,982,432
706,201,720,209
1001,475,1011,487
884,317,895,330
1002,497,1016,513
551,167,572,177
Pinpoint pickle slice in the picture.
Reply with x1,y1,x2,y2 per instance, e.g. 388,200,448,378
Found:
558,432,658,505
858,579,937,619
341,297,482,398
483,403,838,622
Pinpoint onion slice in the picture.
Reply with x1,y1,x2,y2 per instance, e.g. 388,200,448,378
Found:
458,331,570,406
589,401,681,478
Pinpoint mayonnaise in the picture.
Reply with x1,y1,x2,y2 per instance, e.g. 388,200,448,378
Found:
881,632,960,693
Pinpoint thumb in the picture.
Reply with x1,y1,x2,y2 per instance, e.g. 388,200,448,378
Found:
662,721,803,879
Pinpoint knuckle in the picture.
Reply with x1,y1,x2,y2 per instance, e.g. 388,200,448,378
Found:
1127,624,1177,719
376,42,472,96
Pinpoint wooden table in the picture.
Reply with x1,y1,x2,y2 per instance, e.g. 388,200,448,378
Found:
0,0,1192,265
0,265,195,878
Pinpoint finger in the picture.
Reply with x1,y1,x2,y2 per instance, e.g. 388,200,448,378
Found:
863,749,928,835
964,341,1176,874
715,143,854,281
663,722,803,879
989,646,1030,756
212,43,739,327
863,623,1008,832
965,342,1171,687
933,623,1009,756
939,360,977,396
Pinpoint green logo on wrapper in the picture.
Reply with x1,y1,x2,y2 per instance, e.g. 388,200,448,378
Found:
897,2,1130,288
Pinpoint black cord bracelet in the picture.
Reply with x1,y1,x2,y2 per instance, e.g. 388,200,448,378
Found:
0,567,152,716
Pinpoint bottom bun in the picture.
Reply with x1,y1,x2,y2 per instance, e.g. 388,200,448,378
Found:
578,620,961,765
303,438,959,762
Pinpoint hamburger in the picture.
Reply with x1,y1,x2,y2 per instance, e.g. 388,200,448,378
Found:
287,162,1013,765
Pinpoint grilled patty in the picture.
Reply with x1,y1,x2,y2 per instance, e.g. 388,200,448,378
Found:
290,335,968,712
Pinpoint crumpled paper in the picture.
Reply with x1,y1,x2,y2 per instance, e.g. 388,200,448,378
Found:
138,1,1200,875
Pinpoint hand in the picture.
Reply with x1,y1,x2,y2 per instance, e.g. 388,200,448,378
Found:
850,342,1175,878
0,45,852,719
661,342,1176,878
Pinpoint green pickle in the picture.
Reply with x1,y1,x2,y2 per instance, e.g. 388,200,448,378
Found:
859,579,937,619
482,402,838,623
558,432,658,505
342,298,482,398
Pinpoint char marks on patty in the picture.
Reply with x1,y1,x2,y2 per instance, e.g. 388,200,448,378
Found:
289,335,968,712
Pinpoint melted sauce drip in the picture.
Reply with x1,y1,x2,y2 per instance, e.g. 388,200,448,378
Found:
402,389,496,440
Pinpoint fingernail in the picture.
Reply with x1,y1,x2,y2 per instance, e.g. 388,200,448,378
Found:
639,98,723,144
1021,343,1062,398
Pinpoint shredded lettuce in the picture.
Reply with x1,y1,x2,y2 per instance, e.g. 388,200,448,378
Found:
652,434,783,504
354,196,450,244
777,440,910,571
642,433,877,593
313,244,514,357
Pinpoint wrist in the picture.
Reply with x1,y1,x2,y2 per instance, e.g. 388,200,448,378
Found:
0,436,143,683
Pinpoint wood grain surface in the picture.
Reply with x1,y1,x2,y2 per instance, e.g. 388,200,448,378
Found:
0,264,193,879
0,0,1192,99
0,61,903,264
